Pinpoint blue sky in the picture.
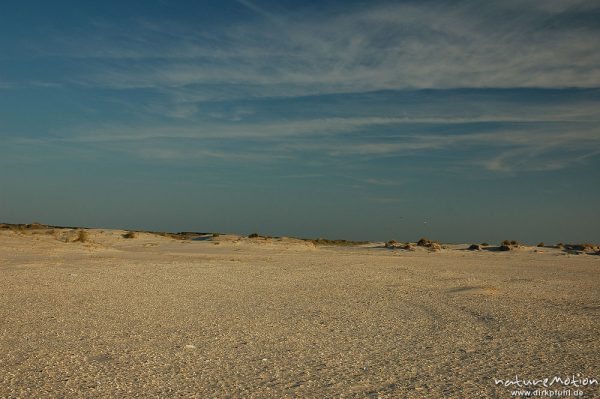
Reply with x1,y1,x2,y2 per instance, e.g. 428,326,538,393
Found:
1,0,599,243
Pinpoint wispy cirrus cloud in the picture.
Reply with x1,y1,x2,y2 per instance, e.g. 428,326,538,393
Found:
9,111,597,173
3,0,599,176
33,0,600,100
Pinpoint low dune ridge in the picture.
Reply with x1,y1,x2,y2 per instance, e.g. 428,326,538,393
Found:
0,224,599,397
1,223,597,255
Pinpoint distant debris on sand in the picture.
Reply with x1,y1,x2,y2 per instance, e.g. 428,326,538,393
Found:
417,237,442,251
385,240,397,248
498,240,520,251
310,238,369,246
401,243,417,251
0,222,50,232
563,243,599,254
384,241,416,251
384,239,438,251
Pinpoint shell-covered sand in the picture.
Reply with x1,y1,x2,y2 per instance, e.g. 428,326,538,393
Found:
0,228,598,398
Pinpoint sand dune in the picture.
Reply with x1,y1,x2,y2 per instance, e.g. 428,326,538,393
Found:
0,227,598,398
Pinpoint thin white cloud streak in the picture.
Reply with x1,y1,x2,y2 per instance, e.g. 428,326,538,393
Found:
235,0,280,23
42,99,600,143
362,178,402,186
366,197,407,204
480,148,600,172
512,0,598,12
134,146,289,163
41,0,600,98
313,127,600,172
11,115,599,173
0,80,13,89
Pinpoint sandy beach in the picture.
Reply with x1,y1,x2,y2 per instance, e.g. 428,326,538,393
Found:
0,227,598,398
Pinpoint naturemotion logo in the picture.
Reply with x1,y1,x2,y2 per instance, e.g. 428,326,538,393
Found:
493,374,598,397
494,375,598,389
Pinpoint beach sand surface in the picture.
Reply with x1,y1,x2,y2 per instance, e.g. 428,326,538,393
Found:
0,228,598,398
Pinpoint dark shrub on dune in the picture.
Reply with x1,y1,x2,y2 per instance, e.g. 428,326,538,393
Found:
312,238,368,246
416,237,442,251
248,233,259,238
468,244,481,251
499,239,520,251
537,242,544,247
26,222,47,229
564,243,597,252
417,237,432,247
122,231,136,239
